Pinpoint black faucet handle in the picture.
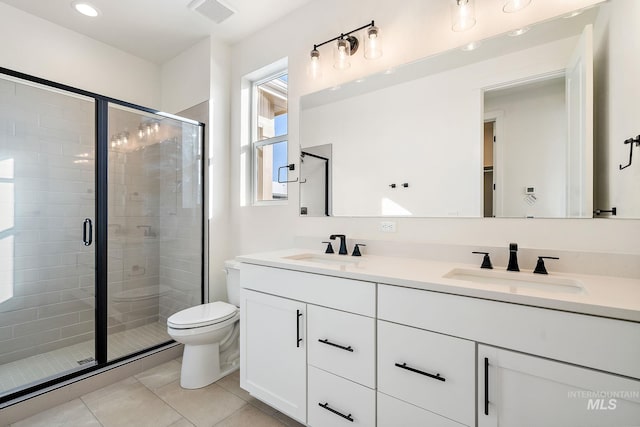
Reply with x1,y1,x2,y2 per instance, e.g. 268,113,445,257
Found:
352,244,366,257
472,251,493,269
533,256,559,275
322,241,334,254
509,243,518,251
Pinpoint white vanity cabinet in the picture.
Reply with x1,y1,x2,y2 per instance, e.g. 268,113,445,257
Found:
478,345,640,427
239,255,640,427
239,263,376,425
240,289,307,423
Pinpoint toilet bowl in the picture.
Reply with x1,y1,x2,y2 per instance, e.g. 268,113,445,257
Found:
167,260,241,389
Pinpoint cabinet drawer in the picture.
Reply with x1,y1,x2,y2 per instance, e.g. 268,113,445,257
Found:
308,366,375,427
378,284,640,379
240,263,375,316
308,305,375,388
378,392,468,427
377,320,475,427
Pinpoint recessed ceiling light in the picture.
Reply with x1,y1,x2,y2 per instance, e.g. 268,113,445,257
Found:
72,1,101,17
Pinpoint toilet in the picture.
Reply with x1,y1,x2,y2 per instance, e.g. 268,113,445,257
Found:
167,260,241,389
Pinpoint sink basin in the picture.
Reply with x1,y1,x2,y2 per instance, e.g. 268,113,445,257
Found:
443,268,585,294
283,253,361,266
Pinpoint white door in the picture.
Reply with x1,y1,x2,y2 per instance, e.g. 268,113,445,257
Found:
240,289,307,423
478,345,640,427
566,24,594,217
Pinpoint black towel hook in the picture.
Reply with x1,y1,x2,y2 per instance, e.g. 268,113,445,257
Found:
619,135,640,170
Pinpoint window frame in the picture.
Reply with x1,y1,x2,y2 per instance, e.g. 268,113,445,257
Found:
250,69,289,205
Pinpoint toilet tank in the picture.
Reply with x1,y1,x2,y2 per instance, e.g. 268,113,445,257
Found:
224,260,241,306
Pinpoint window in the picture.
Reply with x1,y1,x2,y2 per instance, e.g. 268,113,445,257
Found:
252,72,288,202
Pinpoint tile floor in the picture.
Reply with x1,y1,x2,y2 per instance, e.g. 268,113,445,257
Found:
0,322,169,396
5,359,305,427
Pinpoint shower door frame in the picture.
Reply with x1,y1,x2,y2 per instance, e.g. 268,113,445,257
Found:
0,67,207,406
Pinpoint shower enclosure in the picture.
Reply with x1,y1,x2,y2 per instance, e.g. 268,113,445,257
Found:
0,68,205,403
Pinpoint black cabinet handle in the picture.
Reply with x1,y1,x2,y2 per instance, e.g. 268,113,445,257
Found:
296,310,302,348
318,402,354,422
395,362,446,382
82,218,93,246
484,357,489,416
318,338,354,352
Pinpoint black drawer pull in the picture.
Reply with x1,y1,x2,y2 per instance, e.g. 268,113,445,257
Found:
318,338,354,352
484,357,490,415
318,402,354,422
296,310,303,348
395,362,446,382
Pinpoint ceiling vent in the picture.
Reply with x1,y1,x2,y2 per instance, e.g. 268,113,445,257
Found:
188,0,235,24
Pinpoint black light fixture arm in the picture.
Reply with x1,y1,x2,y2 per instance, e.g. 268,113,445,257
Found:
312,20,376,51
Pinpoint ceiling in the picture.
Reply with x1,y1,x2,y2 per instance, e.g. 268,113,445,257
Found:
0,0,314,64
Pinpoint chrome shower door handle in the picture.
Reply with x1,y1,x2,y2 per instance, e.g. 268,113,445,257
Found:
83,218,93,246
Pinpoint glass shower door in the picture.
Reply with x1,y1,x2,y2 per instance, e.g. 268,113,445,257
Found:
107,104,203,360
0,75,96,397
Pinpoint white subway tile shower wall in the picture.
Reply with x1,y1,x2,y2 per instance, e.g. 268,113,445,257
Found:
0,77,96,367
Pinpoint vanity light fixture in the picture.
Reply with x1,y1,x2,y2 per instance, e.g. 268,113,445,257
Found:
307,20,382,79
503,0,531,13
71,1,101,17
451,0,476,32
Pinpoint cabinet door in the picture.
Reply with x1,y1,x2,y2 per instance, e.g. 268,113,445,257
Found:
240,289,306,423
478,345,640,427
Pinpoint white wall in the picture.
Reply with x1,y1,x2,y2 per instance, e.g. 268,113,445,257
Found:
206,37,232,302
230,0,640,259
486,78,567,217
0,3,161,108
594,0,640,218
160,34,232,302
161,37,211,114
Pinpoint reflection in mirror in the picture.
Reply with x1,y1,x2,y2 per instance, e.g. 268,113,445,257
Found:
300,144,332,216
483,43,592,219
300,2,639,218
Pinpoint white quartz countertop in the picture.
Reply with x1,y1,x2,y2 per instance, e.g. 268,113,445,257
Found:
236,248,640,323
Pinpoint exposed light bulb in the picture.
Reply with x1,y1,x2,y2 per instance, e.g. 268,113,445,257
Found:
452,0,476,32
503,0,531,13
365,25,382,60
333,38,351,70
307,49,322,80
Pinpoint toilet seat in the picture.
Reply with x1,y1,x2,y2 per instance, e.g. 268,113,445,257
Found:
168,301,238,329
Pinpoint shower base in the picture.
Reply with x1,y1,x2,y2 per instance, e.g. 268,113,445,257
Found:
0,321,169,397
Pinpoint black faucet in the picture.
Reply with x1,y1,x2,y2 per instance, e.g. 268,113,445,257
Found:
507,243,519,272
329,234,348,255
